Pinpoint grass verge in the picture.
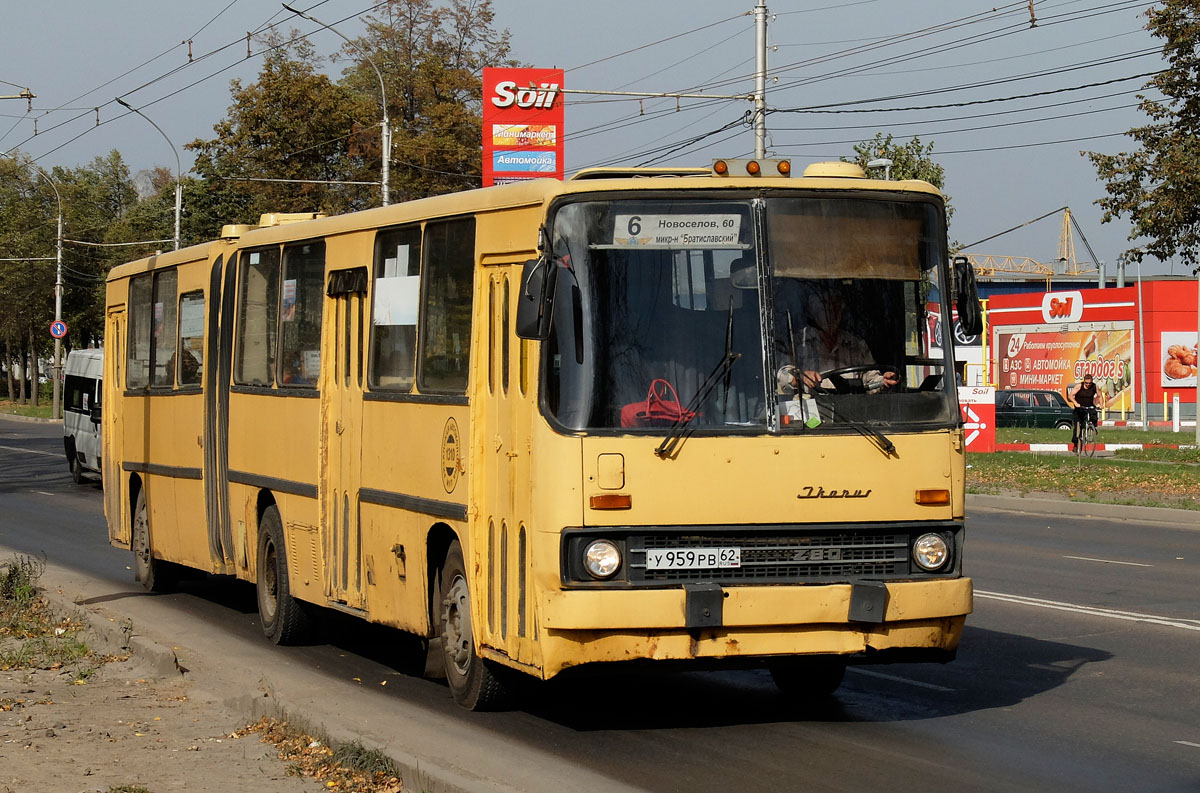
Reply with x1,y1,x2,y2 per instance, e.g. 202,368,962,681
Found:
0,400,54,419
0,554,117,677
235,717,402,793
966,451,1200,511
997,426,1197,447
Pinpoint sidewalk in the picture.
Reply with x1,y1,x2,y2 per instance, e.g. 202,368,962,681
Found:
965,493,1199,526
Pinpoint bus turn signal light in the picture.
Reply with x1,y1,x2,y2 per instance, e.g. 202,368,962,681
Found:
915,489,950,505
590,493,632,510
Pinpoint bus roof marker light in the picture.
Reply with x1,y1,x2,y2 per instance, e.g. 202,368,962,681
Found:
713,159,729,175
746,160,761,176
777,160,791,175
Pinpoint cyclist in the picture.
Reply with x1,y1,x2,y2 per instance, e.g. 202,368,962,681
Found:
1067,373,1105,451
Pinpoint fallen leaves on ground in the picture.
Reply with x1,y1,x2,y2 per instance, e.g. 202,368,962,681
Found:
235,717,402,793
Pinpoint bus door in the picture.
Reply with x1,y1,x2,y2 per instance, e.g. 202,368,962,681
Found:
478,267,535,662
104,306,127,546
323,268,368,610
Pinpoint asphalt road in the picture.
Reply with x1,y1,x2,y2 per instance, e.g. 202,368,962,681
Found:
2,414,1198,793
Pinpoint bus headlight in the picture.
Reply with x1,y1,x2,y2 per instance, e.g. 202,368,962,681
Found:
912,533,950,571
583,539,622,579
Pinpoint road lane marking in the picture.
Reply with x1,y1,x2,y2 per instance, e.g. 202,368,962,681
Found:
1063,555,1152,567
848,668,956,692
1175,741,1200,749
975,590,1200,632
0,444,59,458
33,491,57,497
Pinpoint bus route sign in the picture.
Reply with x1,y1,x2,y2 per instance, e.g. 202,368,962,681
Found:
49,320,68,339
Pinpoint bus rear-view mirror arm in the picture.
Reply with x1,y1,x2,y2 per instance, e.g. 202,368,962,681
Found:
515,255,557,340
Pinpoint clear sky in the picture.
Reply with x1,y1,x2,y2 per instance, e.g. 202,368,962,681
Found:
0,0,1180,276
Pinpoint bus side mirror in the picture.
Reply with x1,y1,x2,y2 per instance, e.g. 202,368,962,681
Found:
515,256,557,340
953,255,983,337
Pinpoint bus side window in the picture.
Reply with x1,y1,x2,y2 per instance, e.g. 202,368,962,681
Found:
419,217,476,394
178,291,205,385
279,241,325,387
369,225,421,390
127,274,152,389
236,247,281,386
151,269,178,388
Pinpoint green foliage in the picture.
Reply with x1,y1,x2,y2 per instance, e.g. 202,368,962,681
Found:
0,554,44,606
1086,0,1200,274
846,132,952,216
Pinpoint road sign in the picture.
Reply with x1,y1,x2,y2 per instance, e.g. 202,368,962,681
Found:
957,386,996,453
49,320,68,339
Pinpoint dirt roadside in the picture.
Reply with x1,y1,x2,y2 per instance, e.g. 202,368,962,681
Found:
0,574,340,793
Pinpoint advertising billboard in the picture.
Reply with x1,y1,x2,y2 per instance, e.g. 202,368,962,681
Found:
1159,331,1198,388
482,68,564,186
994,321,1135,403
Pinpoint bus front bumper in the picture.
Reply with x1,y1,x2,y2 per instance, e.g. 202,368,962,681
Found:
532,577,972,678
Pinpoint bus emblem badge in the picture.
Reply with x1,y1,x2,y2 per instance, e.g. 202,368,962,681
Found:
441,418,461,493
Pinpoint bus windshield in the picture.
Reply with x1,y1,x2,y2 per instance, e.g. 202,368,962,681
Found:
542,196,955,433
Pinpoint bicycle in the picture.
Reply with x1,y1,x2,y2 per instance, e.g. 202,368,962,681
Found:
1074,409,1098,459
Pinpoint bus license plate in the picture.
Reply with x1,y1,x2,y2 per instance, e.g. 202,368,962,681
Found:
645,547,741,570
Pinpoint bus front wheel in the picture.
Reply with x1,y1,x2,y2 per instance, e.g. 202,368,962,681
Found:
438,540,512,710
131,488,177,593
256,506,312,645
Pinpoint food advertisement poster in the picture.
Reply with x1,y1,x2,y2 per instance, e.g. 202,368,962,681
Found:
1159,331,1198,387
994,321,1135,401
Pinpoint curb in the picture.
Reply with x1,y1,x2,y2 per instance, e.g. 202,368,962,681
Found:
0,412,59,424
966,493,1198,526
995,442,1198,452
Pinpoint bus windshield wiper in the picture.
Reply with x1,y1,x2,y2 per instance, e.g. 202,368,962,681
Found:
822,402,897,458
655,351,740,459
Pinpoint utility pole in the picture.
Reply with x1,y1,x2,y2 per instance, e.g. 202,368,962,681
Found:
753,2,768,158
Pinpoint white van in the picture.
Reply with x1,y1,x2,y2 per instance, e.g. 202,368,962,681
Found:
63,348,103,484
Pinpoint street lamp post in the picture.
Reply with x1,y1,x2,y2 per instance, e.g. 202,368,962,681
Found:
115,98,181,250
283,3,390,207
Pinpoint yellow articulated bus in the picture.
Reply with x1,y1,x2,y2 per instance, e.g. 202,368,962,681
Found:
103,158,980,710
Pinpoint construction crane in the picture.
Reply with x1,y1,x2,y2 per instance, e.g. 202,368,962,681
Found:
959,207,1102,284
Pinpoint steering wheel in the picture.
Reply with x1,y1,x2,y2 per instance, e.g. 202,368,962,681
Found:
813,363,902,394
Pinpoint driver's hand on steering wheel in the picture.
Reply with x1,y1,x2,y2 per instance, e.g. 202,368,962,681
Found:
881,370,899,388
801,370,823,389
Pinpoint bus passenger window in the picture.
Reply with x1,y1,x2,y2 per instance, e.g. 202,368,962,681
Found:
151,269,177,388
127,274,152,389
177,291,205,385
370,226,421,390
419,217,476,394
236,247,280,386
279,241,325,387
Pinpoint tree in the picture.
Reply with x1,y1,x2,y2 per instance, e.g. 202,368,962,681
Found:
846,133,952,220
188,32,375,229
1086,0,1200,273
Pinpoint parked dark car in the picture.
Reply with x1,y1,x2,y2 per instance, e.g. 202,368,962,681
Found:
994,388,1074,429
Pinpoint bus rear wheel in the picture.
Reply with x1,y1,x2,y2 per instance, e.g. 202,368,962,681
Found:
256,506,312,645
131,488,177,593
769,656,848,699
438,540,512,710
